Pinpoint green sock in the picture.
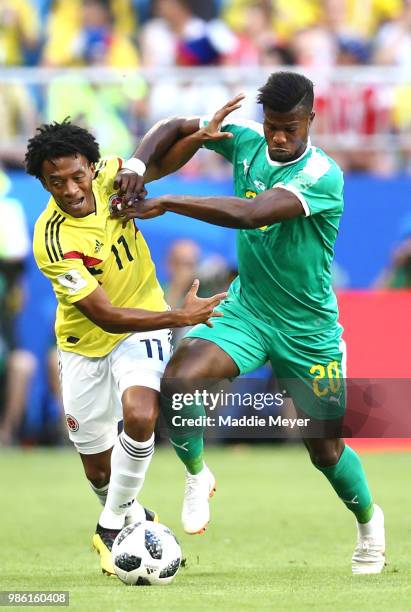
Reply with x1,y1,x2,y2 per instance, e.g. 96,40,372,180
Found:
160,392,205,475
315,444,374,523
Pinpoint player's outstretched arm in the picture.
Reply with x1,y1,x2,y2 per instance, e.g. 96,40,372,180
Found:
116,187,305,228
112,117,200,206
150,93,245,181
74,280,226,333
113,94,245,205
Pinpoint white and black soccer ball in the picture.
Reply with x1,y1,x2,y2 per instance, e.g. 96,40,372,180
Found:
112,520,182,586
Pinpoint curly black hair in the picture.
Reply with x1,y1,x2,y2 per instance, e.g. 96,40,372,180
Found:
25,118,100,179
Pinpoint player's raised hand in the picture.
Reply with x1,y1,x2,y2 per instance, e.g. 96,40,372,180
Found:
113,168,147,206
180,279,227,328
199,93,245,142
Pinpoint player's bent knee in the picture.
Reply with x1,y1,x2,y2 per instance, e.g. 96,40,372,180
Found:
310,449,342,468
304,438,344,468
123,403,158,440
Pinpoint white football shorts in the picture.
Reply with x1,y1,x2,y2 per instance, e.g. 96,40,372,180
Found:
58,329,172,455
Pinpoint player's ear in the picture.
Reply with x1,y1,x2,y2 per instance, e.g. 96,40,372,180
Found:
89,162,95,176
309,111,315,126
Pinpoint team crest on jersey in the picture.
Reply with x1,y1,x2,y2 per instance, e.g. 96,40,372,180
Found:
66,414,79,432
109,193,123,214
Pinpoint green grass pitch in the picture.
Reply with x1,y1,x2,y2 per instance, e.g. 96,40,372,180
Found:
1,445,410,611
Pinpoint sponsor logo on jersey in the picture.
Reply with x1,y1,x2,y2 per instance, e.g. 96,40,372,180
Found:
94,240,103,253
242,158,250,175
253,180,266,190
66,414,79,432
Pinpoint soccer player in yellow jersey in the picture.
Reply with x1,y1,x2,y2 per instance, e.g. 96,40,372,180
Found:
26,119,226,576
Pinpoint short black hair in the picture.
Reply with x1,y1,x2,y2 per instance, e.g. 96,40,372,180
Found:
257,71,314,114
25,118,100,179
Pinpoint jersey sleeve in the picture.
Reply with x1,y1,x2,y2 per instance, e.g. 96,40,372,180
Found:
199,117,264,163
33,218,99,305
36,257,99,305
275,151,344,217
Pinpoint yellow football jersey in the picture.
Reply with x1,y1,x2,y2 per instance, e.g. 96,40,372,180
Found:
33,157,167,357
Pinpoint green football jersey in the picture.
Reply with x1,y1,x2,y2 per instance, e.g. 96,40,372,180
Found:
201,118,344,334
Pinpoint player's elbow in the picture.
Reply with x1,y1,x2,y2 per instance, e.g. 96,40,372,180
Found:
244,209,269,229
96,319,120,333
156,116,189,136
91,316,117,333
232,203,260,229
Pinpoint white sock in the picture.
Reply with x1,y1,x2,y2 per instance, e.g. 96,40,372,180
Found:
358,504,382,537
90,477,148,523
89,482,109,506
99,432,154,529
90,480,146,524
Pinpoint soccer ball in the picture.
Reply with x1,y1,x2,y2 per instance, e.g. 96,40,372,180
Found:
112,520,182,586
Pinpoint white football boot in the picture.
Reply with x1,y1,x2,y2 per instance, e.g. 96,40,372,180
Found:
182,464,216,534
352,504,386,574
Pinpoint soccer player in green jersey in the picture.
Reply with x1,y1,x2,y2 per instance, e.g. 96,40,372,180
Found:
116,72,385,574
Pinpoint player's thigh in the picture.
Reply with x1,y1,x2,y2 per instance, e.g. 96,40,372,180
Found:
269,327,346,423
161,336,242,399
183,303,268,377
58,349,119,455
110,329,172,397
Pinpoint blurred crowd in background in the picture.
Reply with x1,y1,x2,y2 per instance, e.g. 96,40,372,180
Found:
2,0,411,70
1,0,411,446
2,0,411,173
